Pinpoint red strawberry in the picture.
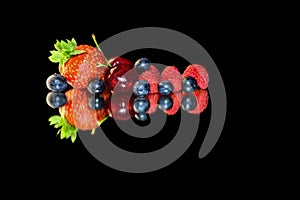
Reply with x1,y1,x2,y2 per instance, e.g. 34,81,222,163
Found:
182,64,209,89
146,93,160,114
163,92,181,115
160,66,182,92
187,89,209,114
59,89,109,130
139,65,161,94
49,38,108,89
49,88,110,142
108,93,135,121
104,57,138,93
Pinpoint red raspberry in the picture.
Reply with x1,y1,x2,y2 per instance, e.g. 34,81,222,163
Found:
187,89,209,114
182,64,209,89
146,93,159,114
163,92,181,115
160,66,182,92
139,65,160,94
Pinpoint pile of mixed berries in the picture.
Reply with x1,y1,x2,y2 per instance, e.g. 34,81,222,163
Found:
46,35,209,142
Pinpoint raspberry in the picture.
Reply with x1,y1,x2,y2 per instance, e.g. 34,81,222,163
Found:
182,64,209,89
187,89,209,114
160,66,182,92
139,65,160,94
146,93,159,114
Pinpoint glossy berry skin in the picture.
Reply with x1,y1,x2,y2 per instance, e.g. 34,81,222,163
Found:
88,94,105,110
87,78,106,94
109,93,134,121
134,58,151,74
182,64,209,89
46,92,67,109
133,80,150,97
46,73,67,92
182,76,198,93
132,97,150,113
105,57,138,92
135,113,148,121
158,95,173,110
158,81,174,95
181,94,197,111
109,56,133,67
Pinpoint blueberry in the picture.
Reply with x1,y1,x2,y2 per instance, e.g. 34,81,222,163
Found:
133,97,150,113
182,76,198,93
46,73,67,92
158,95,173,110
134,58,151,74
158,81,174,95
133,80,150,96
88,94,105,110
87,78,106,94
181,95,197,111
46,92,67,109
135,113,148,121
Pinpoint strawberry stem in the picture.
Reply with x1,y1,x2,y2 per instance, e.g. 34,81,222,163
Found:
92,34,113,68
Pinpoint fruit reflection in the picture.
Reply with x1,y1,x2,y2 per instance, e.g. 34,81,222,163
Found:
48,88,208,142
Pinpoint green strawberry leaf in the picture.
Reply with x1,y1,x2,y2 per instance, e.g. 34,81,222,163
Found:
49,115,61,125
71,38,77,48
69,50,85,56
49,115,78,143
49,51,63,63
49,38,85,66
60,130,66,139
71,132,77,143
54,40,62,51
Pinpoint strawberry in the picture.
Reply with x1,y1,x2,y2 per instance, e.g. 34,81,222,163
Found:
49,37,108,89
160,66,182,92
49,88,110,142
104,57,138,93
186,89,209,114
139,65,161,94
182,64,209,89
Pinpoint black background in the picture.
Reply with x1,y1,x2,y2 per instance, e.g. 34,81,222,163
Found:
3,2,294,196
9,13,265,195
36,25,240,177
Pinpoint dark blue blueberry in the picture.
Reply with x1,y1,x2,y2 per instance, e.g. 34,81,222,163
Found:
133,80,150,96
46,73,67,92
134,58,151,74
87,78,106,94
182,76,198,93
135,113,148,121
88,94,105,110
46,92,67,109
158,81,174,95
181,95,197,111
158,95,173,110
133,97,150,113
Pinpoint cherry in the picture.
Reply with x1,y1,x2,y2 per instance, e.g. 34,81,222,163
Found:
104,57,138,93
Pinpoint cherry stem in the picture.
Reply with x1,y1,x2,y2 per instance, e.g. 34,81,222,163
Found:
92,34,112,68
